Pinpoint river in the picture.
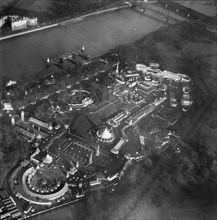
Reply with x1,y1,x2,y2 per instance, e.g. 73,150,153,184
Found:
1,8,173,84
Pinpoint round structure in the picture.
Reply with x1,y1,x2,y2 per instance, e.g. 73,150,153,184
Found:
43,154,53,164
19,167,68,204
64,89,94,108
96,127,115,143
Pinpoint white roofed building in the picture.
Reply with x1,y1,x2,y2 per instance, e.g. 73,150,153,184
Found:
96,127,115,143
135,63,191,83
28,117,53,133
42,154,53,164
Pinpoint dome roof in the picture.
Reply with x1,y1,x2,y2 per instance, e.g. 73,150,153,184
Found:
98,128,112,139
96,127,114,142
43,154,53,164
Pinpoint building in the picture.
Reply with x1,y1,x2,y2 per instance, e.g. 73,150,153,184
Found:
96,127,115,143
138,81,150,90
2,102,13,111
26,17,37,27
107,111,129,127
1,15,38,31
42,154,53,164
6,80,17,87
11,18,27,31
181,94,193,107
153,96,167,106
28,117,53,133
150,62,160,68
20,167,68,203
111,138,127,154
0,16,7,27
139,135,145,146
169,91,178,107
0,193,21,220
82,97,93,107
16,126,36,141
136,63,191,83
135,64,148,74
125,71,139,79
89,179,101,187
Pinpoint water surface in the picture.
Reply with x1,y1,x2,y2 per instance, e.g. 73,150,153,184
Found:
1,8,168,83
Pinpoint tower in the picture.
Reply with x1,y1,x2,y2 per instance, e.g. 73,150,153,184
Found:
96,145,100,156
76,160,79,168
21,111,25,122
11,116,15,125
115,62,119,75
125,108,129,115
89,152,93,164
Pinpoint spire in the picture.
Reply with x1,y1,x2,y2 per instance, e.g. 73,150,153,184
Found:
21,111,25,122
89,152,93,164
101,128,112,139
43,152,53,164
115,62,119,74
76,160,79,168
11,116,15,125
47,57,50,63
96,127,115,143
81,46,85,52
96,145,100,156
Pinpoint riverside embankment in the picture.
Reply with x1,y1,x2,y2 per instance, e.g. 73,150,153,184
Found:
1,5,181,84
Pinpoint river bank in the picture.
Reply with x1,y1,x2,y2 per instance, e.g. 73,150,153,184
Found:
1,6,176,84
0,5,130,41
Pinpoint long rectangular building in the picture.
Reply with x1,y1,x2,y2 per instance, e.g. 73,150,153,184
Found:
29,117,53,132
16,126,35,140
111,138,127,154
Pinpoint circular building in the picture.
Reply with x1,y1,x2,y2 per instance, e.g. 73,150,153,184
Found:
64,89,94,108
42,154,53,164
15,166,68,205
96,127,115,143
